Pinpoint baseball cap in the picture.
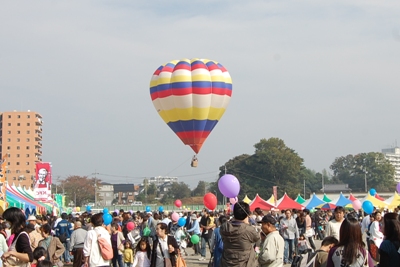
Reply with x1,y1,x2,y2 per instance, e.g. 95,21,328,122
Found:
257,214,277,225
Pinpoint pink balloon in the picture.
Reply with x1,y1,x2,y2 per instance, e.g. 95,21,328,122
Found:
171,212,179,222
229,197,238,204
174,199,182,208
126,222,135,231
352,199,362,210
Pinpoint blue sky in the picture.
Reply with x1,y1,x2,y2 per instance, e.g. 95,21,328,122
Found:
1,0,399,188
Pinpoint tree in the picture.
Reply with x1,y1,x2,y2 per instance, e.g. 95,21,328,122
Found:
330,152,395,192
59,175,99,206
160,182,191,204
147,184,157,196
192,181,208,196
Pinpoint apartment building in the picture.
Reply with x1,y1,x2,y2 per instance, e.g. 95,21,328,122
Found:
382,147,400,182
0,111,43,188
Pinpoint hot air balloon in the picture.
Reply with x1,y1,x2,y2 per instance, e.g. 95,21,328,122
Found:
150,58,232,166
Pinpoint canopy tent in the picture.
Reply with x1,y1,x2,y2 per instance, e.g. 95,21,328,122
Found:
362,193,388,209
384,192,400,209
243,195,252,204
266,195,276,205
331,193,352,207
304,193,325,209
348,194,357,202
295,195,306,204
374,193,385,201
6,184,52,214
320,203,337,210
275,193,304,210
322,194,332,203
249,194,274,211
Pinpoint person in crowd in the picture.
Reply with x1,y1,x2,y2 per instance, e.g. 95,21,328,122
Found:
111,222,125,267
186,214,201,256
38,223,65,267
37,259,53,267
325,206,345,241
326,217,373,267
150,223,179,267
378,212,400,266
146,213,157,242
297,234,310,254
199,209,210,261
133,238,151,267
303,209,316,250
121,240,134,267
1,207,33,266
0,222,8,267
27,215,40,231
220,201,260,267
280,209,299,264
258,214,284,267
27,223,42,250
313,236,338,267
55,213,74,264
70,221,87,267
83,213,112,267
313,210,324,240
209,215,227,267
369,211,383,261
31,246,47,267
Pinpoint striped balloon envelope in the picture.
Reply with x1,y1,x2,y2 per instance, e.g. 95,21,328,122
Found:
150,58,232,154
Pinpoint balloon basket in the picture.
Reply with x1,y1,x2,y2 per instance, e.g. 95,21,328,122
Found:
191,158,198,167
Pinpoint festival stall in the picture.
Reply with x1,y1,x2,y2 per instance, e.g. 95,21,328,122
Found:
295,194,306,204
242,195,252,204
275,193,304,210
304,193,325,210
249,194,274,211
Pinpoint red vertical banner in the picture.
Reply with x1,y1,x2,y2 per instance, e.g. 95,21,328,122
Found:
34,162,52,202
273,186,278,206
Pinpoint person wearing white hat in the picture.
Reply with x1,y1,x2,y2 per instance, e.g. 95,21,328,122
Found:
27,215,40,230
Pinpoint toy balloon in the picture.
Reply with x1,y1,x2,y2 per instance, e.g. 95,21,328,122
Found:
73,207,76,212
203,193,217,210
352,199,362,210
369,188,376,196
103,213,112,225
129,210,134,215
114,209,119,214
86,206,91,212
143,227,151,237
103,208,109,214
150,58,232,154
67,207,72,215
218,174,240,198
76,207,80,212
171,212,179,222
229,197,238,204
362,200,374,215
191,234,200,245
145,206,151,212
397,182,400,193
158,206,164,213
126,222,135,231
174,199,182,208
178,217,186,227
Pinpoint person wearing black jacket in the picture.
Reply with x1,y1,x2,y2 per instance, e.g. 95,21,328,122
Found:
150,223,179,267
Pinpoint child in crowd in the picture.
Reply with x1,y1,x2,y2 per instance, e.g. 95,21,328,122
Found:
297,234,310,253
31,247,47,267
174,226,187,256
123,240,134,267
133,238,151,267
314,236,339,267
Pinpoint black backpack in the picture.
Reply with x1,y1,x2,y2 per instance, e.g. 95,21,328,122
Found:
291,249,317,267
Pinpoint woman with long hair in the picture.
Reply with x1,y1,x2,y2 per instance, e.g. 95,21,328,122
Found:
369,211,383,261
150,223,179,267
379,213,400,266
1,207,33,267
326,217,373,267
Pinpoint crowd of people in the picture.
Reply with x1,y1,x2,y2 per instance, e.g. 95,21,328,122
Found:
0,203,398,267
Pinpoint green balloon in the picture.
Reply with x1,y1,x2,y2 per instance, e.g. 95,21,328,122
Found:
143,227,151,237
191,234,200,245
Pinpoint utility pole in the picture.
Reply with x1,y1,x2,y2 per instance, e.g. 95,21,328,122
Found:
92,171,99,206
303,180,306,198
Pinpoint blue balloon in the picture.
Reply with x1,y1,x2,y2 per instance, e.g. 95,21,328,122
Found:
158,206,164,212
362,200,374,215
145,206,151,212
103,208,109,214
369,188,376,196
103,213,112,225
178,217,186,227
86,206,91,212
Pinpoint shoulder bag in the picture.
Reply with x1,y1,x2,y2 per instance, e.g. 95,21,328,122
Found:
158,241,172,267
3,232,30,267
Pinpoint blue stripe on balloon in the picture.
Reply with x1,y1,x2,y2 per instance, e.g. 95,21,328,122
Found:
167,120,219,133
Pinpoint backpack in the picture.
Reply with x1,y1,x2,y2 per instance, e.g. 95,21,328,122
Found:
291,249,316,267
95,230,113,260
58,232,67,243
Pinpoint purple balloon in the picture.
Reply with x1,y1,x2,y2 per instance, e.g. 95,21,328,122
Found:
397,182,400,193
114,209,119,214
218,174,240,198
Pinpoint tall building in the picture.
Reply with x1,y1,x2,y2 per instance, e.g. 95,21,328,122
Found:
0,111,43,188
381,147,400,182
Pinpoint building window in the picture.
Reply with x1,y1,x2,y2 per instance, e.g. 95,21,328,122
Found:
16,154,20,158
27,115,30,118
26,170,30,173
26,154,29,157
16,162,20,166
26,138,30,142
17,123,20,126
7,123,11,126
13,177,16,180
16,170,20,173
27,130,30,134
7,146,10,150
17,115,20,118
17,138,20,142
26,162,29,165
6,170,10,174
17,146,20,150
26,146,29,149
27,123,30,126
7,131,11,134
17,131,20,134
8,115,11,118
7,139,10,142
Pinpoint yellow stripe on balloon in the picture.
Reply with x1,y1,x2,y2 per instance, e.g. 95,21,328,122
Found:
158,107,226,123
